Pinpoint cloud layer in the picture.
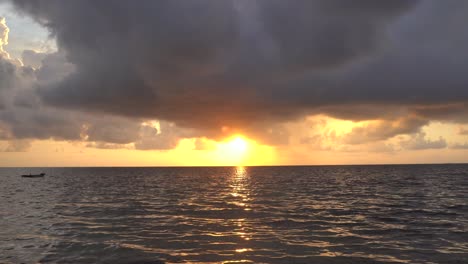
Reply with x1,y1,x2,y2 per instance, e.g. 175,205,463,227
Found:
2,1,468,150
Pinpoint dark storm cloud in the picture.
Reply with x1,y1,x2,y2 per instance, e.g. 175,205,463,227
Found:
0,58,34,110
0,99,191,150
5,0,468,144
257,0,417,70
0,50,190,149
0,105,83,140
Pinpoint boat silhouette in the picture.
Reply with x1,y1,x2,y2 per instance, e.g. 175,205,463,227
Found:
21,173,45,178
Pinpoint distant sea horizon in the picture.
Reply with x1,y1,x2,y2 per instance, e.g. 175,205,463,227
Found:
3,162,468,168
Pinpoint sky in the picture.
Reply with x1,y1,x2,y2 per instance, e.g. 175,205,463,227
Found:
1,0,468,166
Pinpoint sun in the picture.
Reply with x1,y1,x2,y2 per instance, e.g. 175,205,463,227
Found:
227,136,248,154
213,135,249,165
196,134,274,166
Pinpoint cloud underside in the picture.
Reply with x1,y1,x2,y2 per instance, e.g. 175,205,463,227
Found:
1,0,468,151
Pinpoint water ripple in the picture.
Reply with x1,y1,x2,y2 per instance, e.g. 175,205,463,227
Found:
1,165,468,263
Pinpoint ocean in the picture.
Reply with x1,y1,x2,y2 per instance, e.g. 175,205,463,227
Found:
1,165,467,264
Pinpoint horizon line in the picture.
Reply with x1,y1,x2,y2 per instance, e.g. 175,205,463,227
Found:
1,162,467,168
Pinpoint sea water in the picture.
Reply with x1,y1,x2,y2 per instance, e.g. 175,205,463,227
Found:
1,165,468,263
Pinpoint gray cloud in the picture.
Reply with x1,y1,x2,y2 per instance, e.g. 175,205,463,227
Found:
400,132,447,150
0,17,15,105
85,142,129,150
452,143,468,149
0,57,15,91
22,49,46,69
3,0,468,147
343,116,428,145
3,139,31,152
0,106,83,141
194,138,217,151
458,127,468,135
134,123,182,150
257,0,417,71
0,51,192,150
0,16,9,55
84,117,142,145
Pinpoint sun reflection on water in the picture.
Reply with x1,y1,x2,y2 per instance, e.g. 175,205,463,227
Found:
231,166,251,211
231,166,253,246
235,166,247,179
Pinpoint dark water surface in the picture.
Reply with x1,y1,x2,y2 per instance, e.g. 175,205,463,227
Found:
1,165,468,264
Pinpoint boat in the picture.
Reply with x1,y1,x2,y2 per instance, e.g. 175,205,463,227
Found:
21,173,45,178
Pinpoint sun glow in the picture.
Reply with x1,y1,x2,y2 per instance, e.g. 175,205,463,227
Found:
184,135,275,166
215,136,249,165
227,136,248,155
